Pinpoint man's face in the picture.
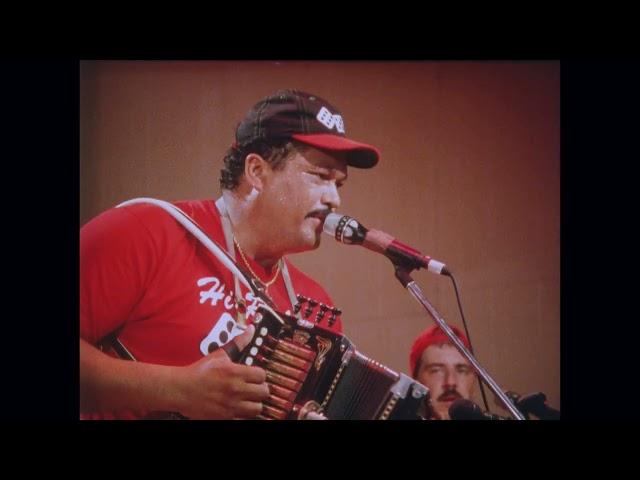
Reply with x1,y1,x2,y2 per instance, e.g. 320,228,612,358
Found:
416,344,476,420
259,145,348,253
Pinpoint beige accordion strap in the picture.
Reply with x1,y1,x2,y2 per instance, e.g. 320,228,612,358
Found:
215,196,300,320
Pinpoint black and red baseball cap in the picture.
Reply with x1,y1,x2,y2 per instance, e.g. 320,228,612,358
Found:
235,89,380,168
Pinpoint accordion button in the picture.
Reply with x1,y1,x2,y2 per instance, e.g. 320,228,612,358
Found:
260,327,268,336
245,357,254,366
250,347,258,356
255,337,263,346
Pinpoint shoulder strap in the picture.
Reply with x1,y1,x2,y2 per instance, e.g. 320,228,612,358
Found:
108,197,296,358
214,197,300,320
104,197,256,359
116,197,252,291
215,197,246,326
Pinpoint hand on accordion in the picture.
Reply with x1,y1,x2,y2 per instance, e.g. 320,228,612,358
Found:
175,324,270,420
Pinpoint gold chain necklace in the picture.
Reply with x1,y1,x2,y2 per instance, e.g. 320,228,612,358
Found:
233,237,281,289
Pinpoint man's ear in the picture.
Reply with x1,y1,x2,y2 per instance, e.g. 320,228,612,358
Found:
244,153,269,191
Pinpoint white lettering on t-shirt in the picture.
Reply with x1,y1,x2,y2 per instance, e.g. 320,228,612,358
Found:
197,275,268,318
224,294,235,310
196,275,271,356
199,312,245,355
245,291,267,318
196,277,272,355
197,277,226,306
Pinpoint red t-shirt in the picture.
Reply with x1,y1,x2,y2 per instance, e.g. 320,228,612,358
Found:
80,199,341,419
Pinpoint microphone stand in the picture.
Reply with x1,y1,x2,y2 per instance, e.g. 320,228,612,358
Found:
393,265,526,420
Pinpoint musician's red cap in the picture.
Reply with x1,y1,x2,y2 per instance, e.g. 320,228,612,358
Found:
235,89,380,168
409,325,471,377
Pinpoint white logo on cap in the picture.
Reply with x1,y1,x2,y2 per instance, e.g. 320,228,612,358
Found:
316,106,345,134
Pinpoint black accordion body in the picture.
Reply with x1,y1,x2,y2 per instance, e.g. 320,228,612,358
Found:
239,305,430,420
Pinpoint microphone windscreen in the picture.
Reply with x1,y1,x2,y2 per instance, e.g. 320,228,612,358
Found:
322,213,342,237
448,398,483,420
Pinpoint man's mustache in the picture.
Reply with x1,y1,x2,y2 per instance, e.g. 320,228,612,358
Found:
437,389,462,401
305,209,333,221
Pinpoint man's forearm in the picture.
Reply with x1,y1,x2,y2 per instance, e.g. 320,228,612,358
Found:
80,338,181,414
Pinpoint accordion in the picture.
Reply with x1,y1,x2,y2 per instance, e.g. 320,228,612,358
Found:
238,304,430,420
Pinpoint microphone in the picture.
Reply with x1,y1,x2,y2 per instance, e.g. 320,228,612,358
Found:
322,213,450,275
448,399,511,420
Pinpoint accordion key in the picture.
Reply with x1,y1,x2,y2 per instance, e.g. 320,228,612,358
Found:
238,305,430,420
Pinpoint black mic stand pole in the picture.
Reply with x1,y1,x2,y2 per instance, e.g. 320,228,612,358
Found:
394,265,526,420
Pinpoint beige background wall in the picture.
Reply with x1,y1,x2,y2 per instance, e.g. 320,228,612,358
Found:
80,61,560,413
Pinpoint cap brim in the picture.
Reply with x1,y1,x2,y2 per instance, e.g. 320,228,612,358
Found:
292,133,380,168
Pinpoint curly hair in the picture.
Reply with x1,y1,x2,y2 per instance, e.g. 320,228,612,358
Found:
219,138,300,190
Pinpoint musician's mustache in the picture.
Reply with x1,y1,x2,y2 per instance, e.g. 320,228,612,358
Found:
305,209,333,221
437,389,462,401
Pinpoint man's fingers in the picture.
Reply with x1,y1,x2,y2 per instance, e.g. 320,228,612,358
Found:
239,365,267,384
234,400,265,419
221,324,255,361
233,323,256,351
241,381,270,402
221,342,241,361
